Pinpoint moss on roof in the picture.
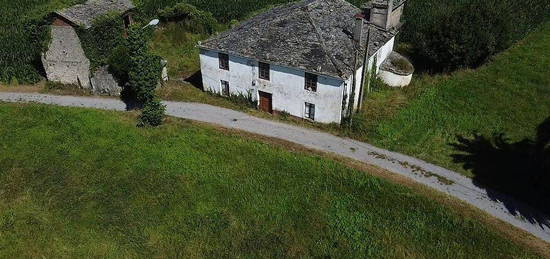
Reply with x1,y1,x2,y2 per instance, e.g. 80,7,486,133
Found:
200,0,397,79
55,0,134,29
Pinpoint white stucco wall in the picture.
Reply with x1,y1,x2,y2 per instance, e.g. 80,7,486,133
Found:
199,36,395,124
199,49,345,124
344,36,395,111
378,70,412,87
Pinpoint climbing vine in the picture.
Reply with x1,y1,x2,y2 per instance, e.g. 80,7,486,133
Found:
126,24,165,126
78,12,125,70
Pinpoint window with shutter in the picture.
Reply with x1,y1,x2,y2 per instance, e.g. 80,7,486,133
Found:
305,73,317,92
305,102,315,120
221,80,230,96
259,62,270,80
219,53,229,70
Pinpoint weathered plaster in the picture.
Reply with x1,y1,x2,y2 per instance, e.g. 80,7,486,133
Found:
42,26,91,89
379,70,412,87
200,49,345,124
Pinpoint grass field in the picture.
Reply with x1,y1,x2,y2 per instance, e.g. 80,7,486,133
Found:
359,21,550,176
150,23,211,80
0,103,546,257
154,20,550,179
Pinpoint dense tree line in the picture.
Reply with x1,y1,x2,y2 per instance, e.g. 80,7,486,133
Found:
401,0,550,71
2,0,549,84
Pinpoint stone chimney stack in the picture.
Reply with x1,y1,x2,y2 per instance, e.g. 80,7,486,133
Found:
362,0,406,31
353,13,365,47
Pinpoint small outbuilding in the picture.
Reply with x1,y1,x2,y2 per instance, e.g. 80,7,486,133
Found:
42,0,134,94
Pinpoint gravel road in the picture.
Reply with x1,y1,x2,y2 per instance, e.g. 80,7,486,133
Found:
1,92,549,242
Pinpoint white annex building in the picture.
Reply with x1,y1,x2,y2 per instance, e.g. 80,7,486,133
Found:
199,0,409,124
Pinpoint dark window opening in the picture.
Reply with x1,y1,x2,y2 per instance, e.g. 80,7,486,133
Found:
305,102,315,120
123,15,132,29
259,62,270,80
219,53,229,70
221,80,230,96
305,73,318,92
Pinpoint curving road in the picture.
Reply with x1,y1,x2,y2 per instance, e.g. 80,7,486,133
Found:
1,92,549,242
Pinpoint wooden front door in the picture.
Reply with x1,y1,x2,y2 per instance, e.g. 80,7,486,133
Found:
258,91,273,113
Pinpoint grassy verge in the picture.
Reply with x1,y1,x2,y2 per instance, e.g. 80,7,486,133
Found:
359,21,550,176
6,21,549,174
0,103,546,257
150,23,210,79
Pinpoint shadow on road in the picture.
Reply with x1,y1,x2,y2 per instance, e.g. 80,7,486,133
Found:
451,117,550,227
120,85,142,111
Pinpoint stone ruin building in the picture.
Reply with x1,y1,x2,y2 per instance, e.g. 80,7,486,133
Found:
41,0,134,96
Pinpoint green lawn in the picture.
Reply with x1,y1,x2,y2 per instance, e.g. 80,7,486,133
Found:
360,22,550,177
0,103,545,258
150,23,210,79
153,22,550,180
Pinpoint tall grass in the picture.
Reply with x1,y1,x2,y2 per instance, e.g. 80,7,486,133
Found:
362,22,550,177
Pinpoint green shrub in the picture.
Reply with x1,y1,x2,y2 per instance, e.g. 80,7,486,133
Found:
138,98,166,127
279,110,291,120
158,3,218,34
127,25,162,104
227,90,257,109
402,0,550,71
108,45,131,84
78,12,125,70
9,77,19,86
0,22,46,84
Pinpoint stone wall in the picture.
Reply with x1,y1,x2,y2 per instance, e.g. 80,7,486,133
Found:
42,26,91,89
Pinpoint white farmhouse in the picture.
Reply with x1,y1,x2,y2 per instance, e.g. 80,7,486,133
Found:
199,0,410,124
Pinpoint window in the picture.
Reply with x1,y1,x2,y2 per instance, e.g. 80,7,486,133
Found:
305,73,317,92
305,102,315,120
221,80,230,96
123,15,132,29
219,53,229,70
259,62,270,80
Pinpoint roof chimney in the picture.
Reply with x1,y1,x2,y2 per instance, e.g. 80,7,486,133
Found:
362,0,406,31
353,13,365,47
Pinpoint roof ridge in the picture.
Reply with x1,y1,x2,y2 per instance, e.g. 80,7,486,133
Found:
304,0,346,77
202,1,303,45
199,0,396,79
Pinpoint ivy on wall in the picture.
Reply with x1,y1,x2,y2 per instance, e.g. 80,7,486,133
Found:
125,25,165,126
77,12,125,71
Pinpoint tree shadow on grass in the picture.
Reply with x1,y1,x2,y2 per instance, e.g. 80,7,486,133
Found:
451,117,550,227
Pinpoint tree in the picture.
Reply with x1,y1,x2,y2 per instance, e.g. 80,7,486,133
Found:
126,24,165,127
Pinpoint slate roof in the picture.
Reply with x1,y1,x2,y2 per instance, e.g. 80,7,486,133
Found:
55,0,134,29
199,0,397,79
